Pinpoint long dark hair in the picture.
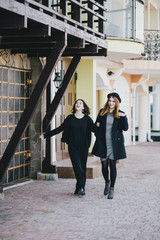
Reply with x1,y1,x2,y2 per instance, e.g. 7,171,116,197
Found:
71,99,90,115
100,96,120,119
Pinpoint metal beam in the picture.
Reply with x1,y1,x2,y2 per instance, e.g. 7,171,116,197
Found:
67,38,85,48
0,14,25,29
0,27,50,37
63,44,98,54
43,55,81,131
63,48,107,57
0,43,56,49
0,41,66,182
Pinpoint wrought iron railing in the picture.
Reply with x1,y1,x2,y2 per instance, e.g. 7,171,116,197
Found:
144,30,160,61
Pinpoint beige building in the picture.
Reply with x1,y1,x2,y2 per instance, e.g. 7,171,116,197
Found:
1,0,160,190
43,0,160,173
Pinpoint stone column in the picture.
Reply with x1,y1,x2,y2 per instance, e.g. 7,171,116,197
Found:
138,93,149,141
30,58,42,178
152,81,160,131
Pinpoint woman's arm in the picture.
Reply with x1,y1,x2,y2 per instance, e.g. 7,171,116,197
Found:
93,110,102,135
119,115,129,131
40,117,68,139
95,109,102,126
89,117,96,133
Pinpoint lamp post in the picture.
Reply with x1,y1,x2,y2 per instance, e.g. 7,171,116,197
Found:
53,72,63,89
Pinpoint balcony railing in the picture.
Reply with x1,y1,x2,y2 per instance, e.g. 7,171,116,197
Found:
28,0,107,37
0,0,108,56
144,30,160,61
104,0,144,41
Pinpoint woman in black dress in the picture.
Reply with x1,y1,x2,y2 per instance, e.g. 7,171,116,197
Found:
92,92,128,199
40,99,94,196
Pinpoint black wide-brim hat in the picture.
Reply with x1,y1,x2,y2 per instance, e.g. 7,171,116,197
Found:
107,92,121,103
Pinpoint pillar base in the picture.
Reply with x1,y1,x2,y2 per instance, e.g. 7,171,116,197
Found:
138,131,147,142
0,192,4,200
37,172,58,181
42,158,57,174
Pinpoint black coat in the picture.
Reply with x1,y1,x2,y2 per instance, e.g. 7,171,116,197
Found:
92,110,129,160
44,114,95,149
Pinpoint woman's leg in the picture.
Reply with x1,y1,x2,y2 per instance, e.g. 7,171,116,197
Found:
68,145,84,193
101,159,110,195
109,160,117,188
101,158,109,183
80,149,88,190
108,160,117,199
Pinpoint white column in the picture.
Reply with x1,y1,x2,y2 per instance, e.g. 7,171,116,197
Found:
152,81,160,130
138,93,149,141
50,73,56,164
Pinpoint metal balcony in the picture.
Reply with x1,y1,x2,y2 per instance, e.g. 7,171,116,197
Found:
144,30,160,61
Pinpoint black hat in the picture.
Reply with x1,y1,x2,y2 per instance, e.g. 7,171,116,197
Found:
107,92,121,103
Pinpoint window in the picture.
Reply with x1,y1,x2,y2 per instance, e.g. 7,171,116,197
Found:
0,66,31,185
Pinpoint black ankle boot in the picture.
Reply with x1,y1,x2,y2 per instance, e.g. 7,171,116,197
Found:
78,188,85,196
104,181,110,195
108,187,114,199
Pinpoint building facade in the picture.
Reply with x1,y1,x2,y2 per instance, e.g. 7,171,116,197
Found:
0,0,160,190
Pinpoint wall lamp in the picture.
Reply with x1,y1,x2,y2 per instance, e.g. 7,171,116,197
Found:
108,71,114,76
53,72,63,89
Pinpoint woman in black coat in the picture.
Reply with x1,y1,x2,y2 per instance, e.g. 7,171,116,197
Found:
92,92,128,199
40,99,94,196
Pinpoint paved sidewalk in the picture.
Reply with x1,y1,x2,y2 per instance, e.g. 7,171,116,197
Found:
0,142,160,240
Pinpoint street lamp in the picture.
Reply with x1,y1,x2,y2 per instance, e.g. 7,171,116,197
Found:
53,72,63,89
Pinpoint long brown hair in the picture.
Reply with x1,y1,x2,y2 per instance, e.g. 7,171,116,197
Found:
100,96,120,119
71,99,90,115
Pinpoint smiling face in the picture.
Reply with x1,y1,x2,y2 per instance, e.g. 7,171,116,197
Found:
75,99,84,112
108,96,116,111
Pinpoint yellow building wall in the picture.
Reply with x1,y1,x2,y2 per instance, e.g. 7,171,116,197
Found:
97,90,109,111
76,59,96,152
76,59,96,120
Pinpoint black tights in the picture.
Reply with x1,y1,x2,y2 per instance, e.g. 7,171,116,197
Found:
101,159,117,188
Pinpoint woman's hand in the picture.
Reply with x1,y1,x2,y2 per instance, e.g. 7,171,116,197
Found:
119,112,125,117
96,122,100,127
39,134,44,140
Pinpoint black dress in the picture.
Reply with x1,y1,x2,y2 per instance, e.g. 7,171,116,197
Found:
44,114,94,191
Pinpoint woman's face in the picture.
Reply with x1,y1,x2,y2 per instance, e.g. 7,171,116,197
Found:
75,100,84,112
108,97,116,110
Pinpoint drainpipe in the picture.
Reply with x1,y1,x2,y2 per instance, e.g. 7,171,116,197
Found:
132,0,136,39
148,0,150,30
132,74,149,145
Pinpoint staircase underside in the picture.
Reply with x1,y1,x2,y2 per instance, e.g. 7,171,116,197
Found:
0,0,107,57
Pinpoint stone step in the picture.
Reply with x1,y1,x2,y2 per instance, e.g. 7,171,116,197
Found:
57,156,102,179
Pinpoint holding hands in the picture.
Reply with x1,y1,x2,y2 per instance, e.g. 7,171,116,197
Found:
119,112,125,117
39,134,44,140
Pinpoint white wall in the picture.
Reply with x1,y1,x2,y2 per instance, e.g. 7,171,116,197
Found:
113,75,131,145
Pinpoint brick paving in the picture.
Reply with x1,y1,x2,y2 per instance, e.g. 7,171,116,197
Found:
0,142,160,240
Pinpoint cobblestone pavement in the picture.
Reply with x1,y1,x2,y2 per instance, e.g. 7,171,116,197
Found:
0,142,160,240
